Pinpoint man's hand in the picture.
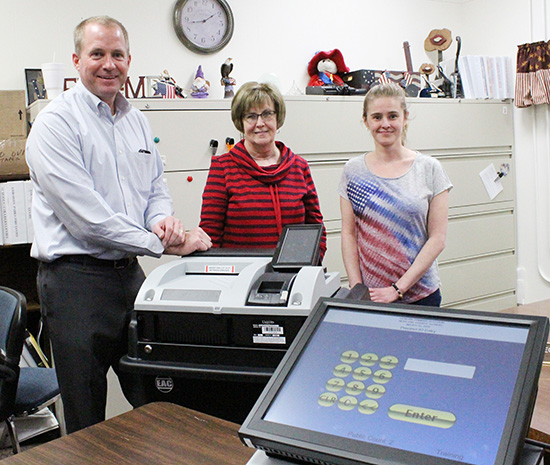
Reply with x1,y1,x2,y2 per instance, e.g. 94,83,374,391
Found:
152,216,186,248
164,227,212,256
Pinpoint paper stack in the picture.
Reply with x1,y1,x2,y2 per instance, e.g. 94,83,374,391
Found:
458,55,514,99
0,180,33,245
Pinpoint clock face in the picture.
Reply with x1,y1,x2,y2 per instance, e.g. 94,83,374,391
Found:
173,0,234,54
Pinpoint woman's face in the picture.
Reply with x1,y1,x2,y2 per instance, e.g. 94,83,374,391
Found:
364,96,407,148
242,98,278,150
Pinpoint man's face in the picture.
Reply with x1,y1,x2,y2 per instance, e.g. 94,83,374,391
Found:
72,23,130,110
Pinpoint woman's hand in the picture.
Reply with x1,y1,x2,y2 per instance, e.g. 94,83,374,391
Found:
369,286,400,303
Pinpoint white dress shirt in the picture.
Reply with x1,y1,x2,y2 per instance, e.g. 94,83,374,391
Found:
26,81,171,261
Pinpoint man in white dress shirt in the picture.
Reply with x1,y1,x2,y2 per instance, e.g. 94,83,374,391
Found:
26,15,211,433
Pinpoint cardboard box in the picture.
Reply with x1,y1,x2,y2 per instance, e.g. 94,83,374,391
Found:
0,137,29,180
0,91,27,139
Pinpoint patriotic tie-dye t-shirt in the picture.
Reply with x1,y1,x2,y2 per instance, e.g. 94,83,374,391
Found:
338,153,452,302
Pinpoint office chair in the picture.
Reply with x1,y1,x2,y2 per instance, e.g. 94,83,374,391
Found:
0,286,61,454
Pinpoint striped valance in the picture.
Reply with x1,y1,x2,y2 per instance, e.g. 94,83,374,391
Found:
515,41,550,107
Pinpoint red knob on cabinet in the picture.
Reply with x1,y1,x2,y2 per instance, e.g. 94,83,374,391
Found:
187,176,193,182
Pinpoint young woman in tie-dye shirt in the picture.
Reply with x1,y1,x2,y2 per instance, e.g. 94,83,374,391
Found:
338,83,452,306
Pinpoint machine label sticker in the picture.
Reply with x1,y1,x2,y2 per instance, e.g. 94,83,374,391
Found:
204,265,235,273
252,322,286,344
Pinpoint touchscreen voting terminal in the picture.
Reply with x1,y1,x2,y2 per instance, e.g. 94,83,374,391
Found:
239,298,549,465
247,224,324,306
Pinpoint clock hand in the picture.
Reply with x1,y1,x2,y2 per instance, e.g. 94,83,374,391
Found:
189,14,216,24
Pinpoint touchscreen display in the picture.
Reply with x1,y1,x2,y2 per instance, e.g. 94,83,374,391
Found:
263,308,530,465
275,227,318,266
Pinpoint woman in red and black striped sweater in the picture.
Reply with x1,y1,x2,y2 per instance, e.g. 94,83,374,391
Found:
199,81,326,260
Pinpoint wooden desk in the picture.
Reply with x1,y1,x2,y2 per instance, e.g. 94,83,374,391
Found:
531,365,550,444
1,402,255,465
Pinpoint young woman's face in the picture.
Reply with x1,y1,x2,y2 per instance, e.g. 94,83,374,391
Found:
364,96,407,147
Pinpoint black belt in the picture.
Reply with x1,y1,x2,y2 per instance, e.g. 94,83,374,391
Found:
57,255,137,269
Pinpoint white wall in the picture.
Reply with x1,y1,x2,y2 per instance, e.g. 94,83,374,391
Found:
461,0,532,56
509,0,550,304
2,0,465,96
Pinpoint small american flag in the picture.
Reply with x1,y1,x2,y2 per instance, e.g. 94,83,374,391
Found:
403,72,414,87
155,81,176,99
378,71,392,85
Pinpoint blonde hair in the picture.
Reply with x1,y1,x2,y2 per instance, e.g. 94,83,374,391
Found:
74,16,129,56
231,82,286,133
363,82,409,142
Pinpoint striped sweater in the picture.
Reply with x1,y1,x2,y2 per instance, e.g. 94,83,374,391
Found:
200,140,326,259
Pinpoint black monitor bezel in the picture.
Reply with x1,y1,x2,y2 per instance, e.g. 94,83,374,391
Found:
239,298,549,465
271,223,323,271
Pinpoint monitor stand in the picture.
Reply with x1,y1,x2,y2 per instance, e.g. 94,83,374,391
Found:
245,442,545,465
521,442,545,465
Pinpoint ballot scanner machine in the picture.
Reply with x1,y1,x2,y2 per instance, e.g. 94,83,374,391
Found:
120,224,341,422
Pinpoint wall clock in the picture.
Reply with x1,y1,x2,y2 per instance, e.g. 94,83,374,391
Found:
173,0,234,54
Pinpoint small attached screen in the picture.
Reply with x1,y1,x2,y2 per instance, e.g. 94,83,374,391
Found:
271,224,323,271
239,299,549,465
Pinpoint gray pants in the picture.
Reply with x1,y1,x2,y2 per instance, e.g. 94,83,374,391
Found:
37,256,147,433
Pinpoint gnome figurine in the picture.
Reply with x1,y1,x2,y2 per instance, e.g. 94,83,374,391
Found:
191,65,210,99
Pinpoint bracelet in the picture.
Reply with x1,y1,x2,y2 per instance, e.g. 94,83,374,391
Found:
391,283,403,300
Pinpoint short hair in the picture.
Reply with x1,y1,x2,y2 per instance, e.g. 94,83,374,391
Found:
74,16,130,56
362,82,409,142
231,82,286,133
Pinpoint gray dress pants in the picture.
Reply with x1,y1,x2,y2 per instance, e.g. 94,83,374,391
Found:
37,256,147,433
